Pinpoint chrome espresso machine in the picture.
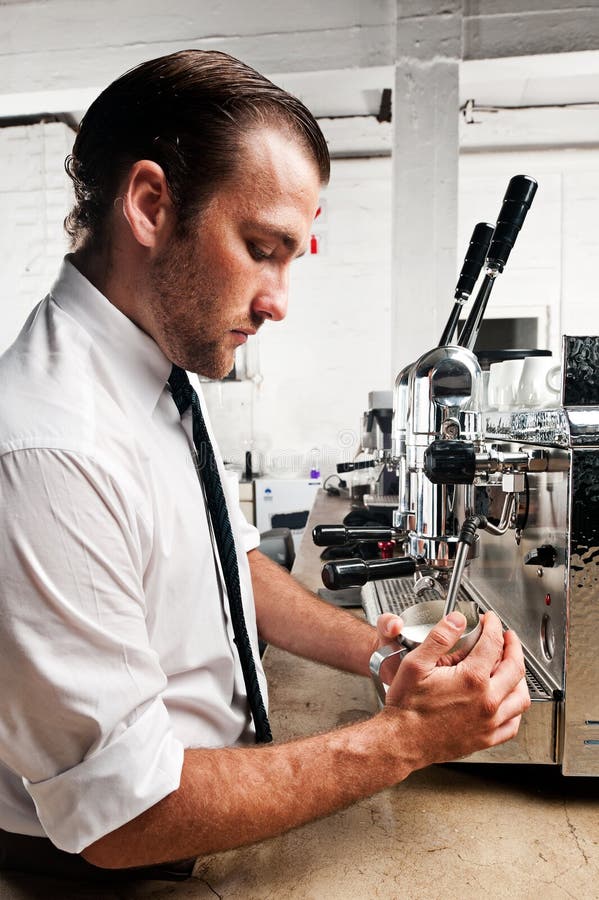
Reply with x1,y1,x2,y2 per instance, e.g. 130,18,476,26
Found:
313,175,599,776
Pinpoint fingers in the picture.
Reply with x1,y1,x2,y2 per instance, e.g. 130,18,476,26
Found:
466,610,504,668
493,677,531,725
376,613,403,643
405,611,467,673
488,628,529,704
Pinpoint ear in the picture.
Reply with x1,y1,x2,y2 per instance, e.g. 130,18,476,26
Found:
121,160,173,249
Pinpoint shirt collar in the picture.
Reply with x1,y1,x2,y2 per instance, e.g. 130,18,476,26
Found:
49,257,173,414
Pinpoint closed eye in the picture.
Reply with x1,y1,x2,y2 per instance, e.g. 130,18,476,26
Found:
248,242,273,262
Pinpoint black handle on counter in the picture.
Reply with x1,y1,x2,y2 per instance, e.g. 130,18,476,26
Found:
322,556,416,590
438,222,495,347
487,174,538,273
336,460,377,474
313,524,398,547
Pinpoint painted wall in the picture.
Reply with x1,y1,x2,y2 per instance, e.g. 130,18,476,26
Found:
0,121,73,353
1,0,597,107
1,121,598,477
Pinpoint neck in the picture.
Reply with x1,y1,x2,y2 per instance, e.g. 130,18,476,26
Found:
71,243,113,299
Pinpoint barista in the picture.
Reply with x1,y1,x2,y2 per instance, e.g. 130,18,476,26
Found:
0,49,530,878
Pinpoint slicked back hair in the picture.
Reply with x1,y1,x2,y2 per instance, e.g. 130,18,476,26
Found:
65,49,330,249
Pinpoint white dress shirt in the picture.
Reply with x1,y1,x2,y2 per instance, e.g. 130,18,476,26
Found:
0,259,265,854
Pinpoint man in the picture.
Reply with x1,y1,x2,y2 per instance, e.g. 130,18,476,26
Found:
0,49,529,879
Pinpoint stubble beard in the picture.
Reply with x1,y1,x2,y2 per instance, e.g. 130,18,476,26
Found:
148,232,236,380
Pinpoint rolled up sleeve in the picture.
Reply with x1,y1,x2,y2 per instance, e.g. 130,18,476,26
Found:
26,698,183,853
0,448,184,852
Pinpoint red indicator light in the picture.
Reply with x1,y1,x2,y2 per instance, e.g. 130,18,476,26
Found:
545,593,551,606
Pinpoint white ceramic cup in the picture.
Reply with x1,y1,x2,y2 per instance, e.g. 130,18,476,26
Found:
517,357,561,408
487,359,525,411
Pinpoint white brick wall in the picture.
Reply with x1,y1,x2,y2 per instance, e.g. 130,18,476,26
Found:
0,121,72,354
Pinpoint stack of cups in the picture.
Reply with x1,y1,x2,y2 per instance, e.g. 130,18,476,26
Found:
486,359,525,411
485,356,561,411
517,357,561,409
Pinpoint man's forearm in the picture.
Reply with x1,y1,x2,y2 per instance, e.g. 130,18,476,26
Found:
82,712,411,869
249,549,378,676
82,612,529,870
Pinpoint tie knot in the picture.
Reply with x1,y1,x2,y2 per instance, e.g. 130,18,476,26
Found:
168,365,194,416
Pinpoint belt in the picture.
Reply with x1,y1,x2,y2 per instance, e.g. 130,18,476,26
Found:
0,828,195,882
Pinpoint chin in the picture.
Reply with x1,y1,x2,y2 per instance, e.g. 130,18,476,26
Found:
194,355,235,381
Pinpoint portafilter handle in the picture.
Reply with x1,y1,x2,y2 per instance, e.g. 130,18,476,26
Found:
336,460,377,473
322,556,416,590
313,524,400,547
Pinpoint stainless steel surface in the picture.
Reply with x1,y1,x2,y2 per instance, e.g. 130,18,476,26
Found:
368,334,599,774
443,540,470,616
406,345,482,573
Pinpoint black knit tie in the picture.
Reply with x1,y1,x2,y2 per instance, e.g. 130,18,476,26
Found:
168,365,272,744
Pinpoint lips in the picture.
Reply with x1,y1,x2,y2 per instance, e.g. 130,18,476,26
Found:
230,330,251,345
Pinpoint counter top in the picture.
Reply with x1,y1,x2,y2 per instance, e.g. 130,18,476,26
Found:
3,491,599,899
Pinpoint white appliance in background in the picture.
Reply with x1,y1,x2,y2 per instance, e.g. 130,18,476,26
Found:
254,478,322,551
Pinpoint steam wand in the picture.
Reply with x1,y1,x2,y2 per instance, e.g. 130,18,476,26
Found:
443,516,488,617
442,504,516,617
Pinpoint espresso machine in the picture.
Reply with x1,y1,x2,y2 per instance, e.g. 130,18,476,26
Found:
336,391,398,508
313,175,599,776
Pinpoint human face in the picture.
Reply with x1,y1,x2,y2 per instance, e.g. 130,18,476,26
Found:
147,128,322,378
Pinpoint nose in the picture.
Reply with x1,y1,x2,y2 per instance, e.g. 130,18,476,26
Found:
251,266,289,323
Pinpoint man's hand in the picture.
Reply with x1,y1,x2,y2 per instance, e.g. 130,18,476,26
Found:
367,612,405,683
381,610,530,769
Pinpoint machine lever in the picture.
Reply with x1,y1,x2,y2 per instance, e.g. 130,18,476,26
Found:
459,175,538,350
486,175,538,273
438,222,494,346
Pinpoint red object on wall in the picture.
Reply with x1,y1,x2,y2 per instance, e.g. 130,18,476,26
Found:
310,234,319,255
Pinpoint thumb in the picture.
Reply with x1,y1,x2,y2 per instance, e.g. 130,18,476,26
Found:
412,611,467,669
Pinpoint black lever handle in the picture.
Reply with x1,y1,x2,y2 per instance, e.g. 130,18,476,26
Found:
439,222,495,347
459,175,538,350
313,524,398,547
322,556,416,590
487,174,538,273
455,222,496,300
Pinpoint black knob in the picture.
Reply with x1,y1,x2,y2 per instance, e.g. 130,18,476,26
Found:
487,175,538,273
524,545,557,568
423,440,476,485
